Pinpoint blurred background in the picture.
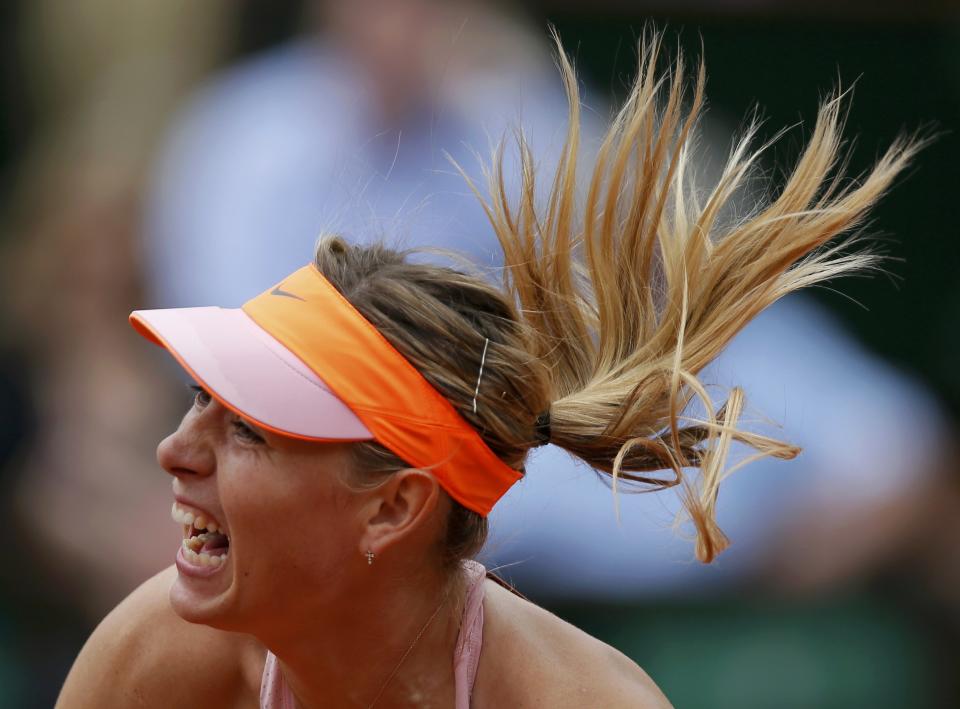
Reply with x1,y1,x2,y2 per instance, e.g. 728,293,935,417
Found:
1,1,958,707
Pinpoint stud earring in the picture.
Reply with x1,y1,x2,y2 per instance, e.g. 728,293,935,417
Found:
365,550,375,565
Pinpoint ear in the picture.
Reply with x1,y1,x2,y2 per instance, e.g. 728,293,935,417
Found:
358,469,442,558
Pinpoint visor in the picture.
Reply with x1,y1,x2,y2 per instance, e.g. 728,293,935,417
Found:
130,306,373,440
130,264,522,516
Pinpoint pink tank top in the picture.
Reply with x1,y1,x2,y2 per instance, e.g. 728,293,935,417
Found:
260,560,488,709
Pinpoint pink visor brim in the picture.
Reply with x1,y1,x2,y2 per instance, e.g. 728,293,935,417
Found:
130,307,373,441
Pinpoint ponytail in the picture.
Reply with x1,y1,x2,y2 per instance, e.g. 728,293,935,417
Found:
457,30,926,562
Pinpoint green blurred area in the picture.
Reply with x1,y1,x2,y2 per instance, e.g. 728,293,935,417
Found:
552,588,950,708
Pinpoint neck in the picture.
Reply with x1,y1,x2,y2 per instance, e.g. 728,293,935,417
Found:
258,562,468,708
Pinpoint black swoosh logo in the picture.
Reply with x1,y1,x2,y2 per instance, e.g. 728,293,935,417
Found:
270,285,306,301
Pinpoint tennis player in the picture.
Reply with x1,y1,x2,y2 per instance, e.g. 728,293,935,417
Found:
57,34,921,708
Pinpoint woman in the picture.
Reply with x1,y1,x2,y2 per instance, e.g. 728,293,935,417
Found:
58,33,920,708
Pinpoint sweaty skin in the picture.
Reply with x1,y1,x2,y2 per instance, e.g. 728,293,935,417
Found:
58,565,672,708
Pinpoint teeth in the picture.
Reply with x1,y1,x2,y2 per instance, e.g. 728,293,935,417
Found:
181,547,229,566
182,533,228,555
172,503,229,567
170,502,226,537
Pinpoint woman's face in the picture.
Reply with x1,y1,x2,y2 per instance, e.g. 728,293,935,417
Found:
158,386,363,632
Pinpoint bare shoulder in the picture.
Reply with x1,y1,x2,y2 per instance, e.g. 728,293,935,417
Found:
57,565,262,708
474,579,673,709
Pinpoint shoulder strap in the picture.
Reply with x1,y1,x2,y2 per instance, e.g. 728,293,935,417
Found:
485,568,529,600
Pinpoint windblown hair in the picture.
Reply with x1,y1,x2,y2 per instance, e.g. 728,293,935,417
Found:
316,30,924,565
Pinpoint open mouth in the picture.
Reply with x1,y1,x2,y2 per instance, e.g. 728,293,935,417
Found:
171,502,230,567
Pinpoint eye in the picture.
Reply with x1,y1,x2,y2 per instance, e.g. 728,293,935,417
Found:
187,384,264,444
231,418,265,444
189,384,211,408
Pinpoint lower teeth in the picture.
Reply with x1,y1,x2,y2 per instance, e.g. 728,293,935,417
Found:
181,537,228,567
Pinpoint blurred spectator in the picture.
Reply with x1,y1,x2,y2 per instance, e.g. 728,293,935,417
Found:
144,0,571,308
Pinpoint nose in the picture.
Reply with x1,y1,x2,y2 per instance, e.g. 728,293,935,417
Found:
157,407,217,479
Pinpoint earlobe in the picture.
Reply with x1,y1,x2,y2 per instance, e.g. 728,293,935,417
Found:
358,469,442,560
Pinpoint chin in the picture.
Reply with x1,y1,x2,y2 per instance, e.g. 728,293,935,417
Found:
168,551,239,629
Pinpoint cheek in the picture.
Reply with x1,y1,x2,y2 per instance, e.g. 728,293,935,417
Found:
267,499,355,577
225,463,359,589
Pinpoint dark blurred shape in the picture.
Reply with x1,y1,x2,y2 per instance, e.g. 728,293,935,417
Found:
234,0,308,57
538,0,957,22
0,2,33,198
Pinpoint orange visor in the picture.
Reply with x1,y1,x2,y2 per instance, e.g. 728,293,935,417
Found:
132,264,521,516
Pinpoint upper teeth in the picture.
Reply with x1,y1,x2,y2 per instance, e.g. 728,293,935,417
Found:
171,502,223,534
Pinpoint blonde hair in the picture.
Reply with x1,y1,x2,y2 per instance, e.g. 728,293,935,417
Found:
465,33,922,562
318,30,924,565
